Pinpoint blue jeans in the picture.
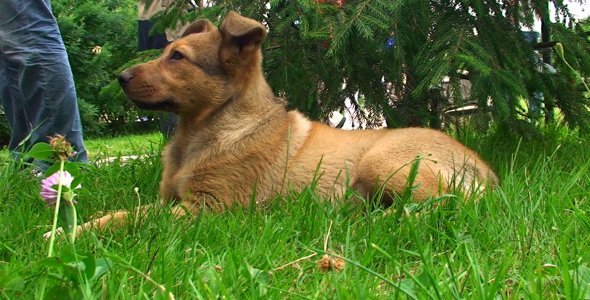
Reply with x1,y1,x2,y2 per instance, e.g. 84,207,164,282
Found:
0,0,87,165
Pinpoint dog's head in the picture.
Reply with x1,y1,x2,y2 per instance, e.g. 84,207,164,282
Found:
118,11,267,115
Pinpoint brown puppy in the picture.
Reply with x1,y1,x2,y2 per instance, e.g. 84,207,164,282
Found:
83,12,497,231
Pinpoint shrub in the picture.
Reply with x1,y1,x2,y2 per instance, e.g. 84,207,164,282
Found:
53,0,149,136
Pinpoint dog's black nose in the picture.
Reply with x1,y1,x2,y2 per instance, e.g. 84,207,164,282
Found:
118,70,134,86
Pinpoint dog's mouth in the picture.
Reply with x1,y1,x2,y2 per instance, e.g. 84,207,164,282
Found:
132,99,179,111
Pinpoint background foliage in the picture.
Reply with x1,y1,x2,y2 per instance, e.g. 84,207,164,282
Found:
1,0,589,144
161,0,590,133
51,0,155,137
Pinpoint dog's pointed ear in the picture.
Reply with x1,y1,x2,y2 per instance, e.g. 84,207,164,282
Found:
182,19,216,37
218,11,267,67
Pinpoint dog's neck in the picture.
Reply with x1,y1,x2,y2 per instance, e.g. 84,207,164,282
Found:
175,71,288,145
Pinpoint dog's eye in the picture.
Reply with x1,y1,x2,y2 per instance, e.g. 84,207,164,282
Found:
170,50,184,61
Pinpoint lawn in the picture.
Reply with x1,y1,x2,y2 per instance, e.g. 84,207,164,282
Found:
0,132,164,168
1,128,589,299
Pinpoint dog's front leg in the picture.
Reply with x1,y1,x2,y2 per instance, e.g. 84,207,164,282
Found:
78,210,132,233
42,208,143,239
42,210,129,239
42,205,154,239
41,202,202,239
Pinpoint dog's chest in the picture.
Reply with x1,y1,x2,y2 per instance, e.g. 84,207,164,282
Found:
163,132,290,202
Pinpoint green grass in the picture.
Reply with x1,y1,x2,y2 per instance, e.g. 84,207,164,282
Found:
1,129,590,299
81,132,164,160
0,132,163,167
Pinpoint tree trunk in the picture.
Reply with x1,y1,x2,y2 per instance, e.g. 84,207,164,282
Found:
541,5,554,123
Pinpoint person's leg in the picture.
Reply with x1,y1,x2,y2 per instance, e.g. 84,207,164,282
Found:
0,0,87,163
0,49,29,152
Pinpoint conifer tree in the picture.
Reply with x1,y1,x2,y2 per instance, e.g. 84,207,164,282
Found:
155,0,590,132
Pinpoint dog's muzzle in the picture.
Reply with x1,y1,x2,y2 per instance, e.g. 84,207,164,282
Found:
118,70,134,86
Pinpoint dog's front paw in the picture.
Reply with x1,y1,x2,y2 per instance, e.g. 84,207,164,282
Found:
42,227,64,240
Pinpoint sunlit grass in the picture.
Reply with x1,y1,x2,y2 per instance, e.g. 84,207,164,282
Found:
83,132,164,160
0,132,163,167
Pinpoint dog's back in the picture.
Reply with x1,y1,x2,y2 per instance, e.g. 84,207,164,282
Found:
282,113,497,202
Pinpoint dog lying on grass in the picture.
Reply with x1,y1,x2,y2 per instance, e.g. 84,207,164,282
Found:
76,11,498,232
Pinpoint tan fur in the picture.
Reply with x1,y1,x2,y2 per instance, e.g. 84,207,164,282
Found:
75,11,497,233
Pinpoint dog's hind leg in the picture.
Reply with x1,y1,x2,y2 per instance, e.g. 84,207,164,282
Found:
354,151,443,204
